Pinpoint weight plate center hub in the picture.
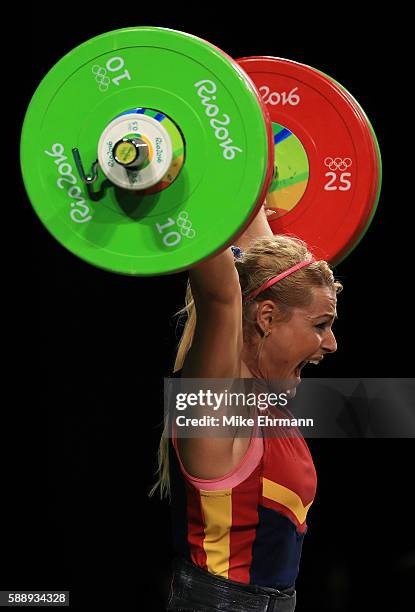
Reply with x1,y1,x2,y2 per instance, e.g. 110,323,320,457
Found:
97,109,180,191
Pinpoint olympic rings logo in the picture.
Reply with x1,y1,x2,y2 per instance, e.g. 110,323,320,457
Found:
324,157,352,172
92,65,111,92
177,211,195,239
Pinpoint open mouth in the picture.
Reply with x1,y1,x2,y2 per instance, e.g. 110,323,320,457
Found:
294,361,306,379
294,358,321,378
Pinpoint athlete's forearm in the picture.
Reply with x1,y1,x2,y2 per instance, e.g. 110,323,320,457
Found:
189,247,240,304
234,202,275,251
188,202,274,302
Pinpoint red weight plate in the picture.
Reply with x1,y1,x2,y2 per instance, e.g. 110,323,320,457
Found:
236,56,380,265
319,74,381,261
318,69,381,232
322,76,382,257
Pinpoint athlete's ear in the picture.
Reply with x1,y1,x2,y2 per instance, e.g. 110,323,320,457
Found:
255,300,287,335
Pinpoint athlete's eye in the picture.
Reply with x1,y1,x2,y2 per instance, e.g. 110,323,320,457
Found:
315,322,328,330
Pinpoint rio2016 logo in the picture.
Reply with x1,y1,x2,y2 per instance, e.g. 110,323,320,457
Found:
44,144,92,224
194,79,243,161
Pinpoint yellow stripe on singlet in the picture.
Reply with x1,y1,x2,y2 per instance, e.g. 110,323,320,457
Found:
262,478,313,525
200,489,232,578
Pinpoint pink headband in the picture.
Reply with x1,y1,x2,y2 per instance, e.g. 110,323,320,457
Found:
243,258,316,301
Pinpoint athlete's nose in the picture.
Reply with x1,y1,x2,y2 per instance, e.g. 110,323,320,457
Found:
322,328,337,354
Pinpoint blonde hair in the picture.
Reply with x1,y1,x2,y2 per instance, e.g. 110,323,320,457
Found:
148,235,343,501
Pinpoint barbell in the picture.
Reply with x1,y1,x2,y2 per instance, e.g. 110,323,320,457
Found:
20,26,381,275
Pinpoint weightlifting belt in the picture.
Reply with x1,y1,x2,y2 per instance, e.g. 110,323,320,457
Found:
167,556,297,612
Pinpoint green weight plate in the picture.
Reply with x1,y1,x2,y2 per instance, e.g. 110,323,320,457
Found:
21,27,271,276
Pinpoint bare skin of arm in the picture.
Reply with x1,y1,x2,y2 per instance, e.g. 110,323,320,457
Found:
234,204,275,251
178,205,274,479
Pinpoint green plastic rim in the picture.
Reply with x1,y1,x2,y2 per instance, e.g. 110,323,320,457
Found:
21,27,270,276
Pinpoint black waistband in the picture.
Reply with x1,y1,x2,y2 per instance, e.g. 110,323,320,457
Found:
167,556,296,612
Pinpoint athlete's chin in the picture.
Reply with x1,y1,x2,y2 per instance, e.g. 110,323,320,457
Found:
285,386,297,399
284,374,302,398
267,376,300,396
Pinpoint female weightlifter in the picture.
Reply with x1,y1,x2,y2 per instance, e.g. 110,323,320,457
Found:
150,203,343,611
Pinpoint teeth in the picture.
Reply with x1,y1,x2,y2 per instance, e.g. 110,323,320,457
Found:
297,359,320,371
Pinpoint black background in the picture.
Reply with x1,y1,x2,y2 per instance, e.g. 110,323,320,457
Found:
9,5,413,611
